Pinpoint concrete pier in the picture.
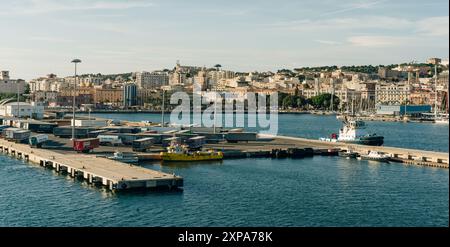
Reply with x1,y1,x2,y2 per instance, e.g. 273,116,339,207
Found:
268,135,449,167
0,139,183,191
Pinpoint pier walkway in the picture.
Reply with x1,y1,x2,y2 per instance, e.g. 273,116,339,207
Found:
0,139,183,191
270,135,449,166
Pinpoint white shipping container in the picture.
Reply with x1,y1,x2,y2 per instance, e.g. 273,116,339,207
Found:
98,135,122,145
72,119,108,127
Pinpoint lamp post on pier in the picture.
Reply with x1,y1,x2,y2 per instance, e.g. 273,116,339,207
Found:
71,59,81,140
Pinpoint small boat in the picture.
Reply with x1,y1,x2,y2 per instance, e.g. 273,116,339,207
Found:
160,142,223,162
357,151,390,162
434,115,449,124
107,151,139,164
338,149,358,159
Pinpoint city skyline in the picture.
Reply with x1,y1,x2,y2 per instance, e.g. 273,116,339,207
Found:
0,0,449,80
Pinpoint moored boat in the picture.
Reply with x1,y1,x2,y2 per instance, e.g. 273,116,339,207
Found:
160,143,223,162
357,151,390,162
338,149,358,159
337,117,384,146
107,151,139,164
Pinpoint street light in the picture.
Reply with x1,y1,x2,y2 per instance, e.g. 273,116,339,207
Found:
71,59,81,140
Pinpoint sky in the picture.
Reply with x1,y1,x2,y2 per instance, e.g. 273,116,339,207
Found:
0,0,448,80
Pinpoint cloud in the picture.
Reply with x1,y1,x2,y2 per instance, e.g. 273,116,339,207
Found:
8,0,154,15
416,16,449,36
29,36,74,43
267,16,413,31
315,40,342,45
320,0,387,16
347,36,407,47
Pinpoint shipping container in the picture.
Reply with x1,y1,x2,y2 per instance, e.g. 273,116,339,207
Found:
193,132,225,143
2,128,20,139
135,133,163,144
10,129,31,143
163,130,178,134
175,133,198,142
72,119,108,127
88,129,109,138
176,129,191,134
225,132,257,143
132,137,155,152
98,135,122,146
185,136,206,150
117,133,139,145
73,138,100,153
53,126,97,138
102,126,141,134
29,134,49,148
21,120,57,133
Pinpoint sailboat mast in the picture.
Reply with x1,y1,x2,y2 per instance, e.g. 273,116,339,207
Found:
330,79,334,112
161,89,165,127
434,65,438,118
213,90,217,134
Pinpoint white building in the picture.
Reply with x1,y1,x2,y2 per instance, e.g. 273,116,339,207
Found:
375,82,411,105
0,101,44,119
29,74,68,93
136,71,169,89
208,70,235,85
0,70,26,94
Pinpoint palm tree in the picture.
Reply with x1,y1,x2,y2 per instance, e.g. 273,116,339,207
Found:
214,64,222,71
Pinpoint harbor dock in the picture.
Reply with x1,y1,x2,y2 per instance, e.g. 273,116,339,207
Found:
268,135,449,168
0,138,183,191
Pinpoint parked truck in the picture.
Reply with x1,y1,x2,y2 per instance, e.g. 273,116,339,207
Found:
2,128,31,143
225,132,257,143
98,134,123,146
73,138,100,153
132,137,155,152
185,136,206,150
29,134,49,148
53,126,97,138
2,127,19,139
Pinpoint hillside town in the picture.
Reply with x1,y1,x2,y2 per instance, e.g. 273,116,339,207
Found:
0,58,449,119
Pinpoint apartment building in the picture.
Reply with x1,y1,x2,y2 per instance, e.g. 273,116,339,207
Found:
136,71,169,89
375,82,411,104
0,70,26,94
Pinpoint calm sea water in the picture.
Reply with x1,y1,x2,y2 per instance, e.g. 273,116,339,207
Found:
0,114,448,226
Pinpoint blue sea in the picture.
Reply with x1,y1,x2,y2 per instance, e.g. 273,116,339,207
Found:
0,113,448,226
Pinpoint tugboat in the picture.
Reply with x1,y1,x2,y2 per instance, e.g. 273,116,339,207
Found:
336,116,384,146
160,142,223,162
357,151,390,163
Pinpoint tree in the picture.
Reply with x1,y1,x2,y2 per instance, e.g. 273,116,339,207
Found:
0,93,16,101
310,93,340,110
24,84,30,94
296,96,307,108
282,96,294,109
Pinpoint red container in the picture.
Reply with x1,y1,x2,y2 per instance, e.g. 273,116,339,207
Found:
73,138,100,153
331,133,337,139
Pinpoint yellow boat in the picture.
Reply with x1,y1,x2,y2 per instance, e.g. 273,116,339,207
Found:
160,143,223,162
